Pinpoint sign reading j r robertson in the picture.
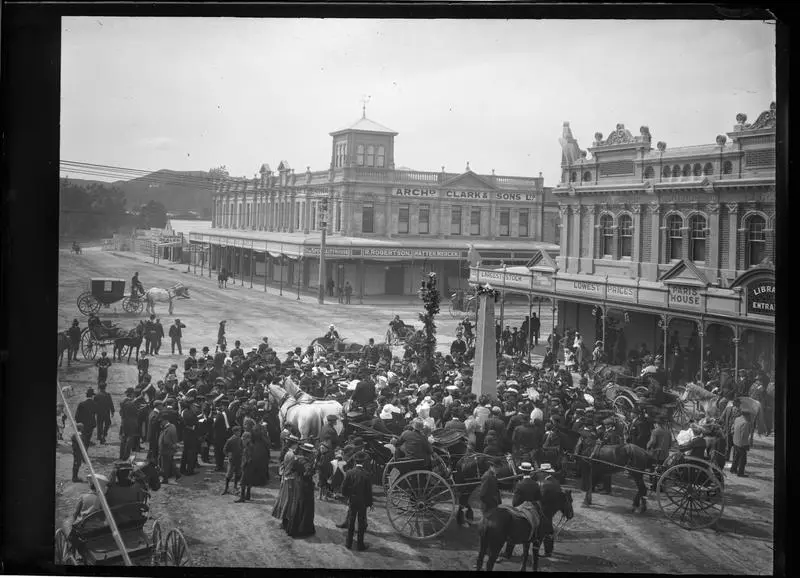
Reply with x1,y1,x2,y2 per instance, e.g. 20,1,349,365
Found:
393,188,536,201
361,247,462,259
746,280,775,315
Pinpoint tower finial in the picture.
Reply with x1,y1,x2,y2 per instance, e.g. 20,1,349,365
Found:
360,94,371,119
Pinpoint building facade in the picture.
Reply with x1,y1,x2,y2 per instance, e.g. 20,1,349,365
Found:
471,103,776,380
191,115,560,297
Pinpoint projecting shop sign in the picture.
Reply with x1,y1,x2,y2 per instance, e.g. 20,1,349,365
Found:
746,280,775,315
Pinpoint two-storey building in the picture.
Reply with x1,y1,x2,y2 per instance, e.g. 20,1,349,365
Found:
190,114,560,297
470,103,776,380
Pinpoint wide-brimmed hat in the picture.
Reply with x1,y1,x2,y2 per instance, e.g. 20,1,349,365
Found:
539,463,555,473
518,462,534,472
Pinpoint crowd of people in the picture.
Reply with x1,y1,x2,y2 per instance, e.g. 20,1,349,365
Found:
63,309,775,553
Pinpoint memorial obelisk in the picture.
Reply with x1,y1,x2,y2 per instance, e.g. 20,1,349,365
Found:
472,288,498,401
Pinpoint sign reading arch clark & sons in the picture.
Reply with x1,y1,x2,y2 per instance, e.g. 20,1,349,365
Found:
747,280,775,315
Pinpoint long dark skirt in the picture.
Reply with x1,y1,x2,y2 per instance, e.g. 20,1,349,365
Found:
249,439,271,486
284,476,316,538
271,475,298,524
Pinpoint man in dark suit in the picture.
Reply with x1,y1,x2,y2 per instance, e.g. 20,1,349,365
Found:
119,387,139,460
341,451,373,551
75,389,98,447
512,462,541,506
169,319,186,355
478,460,502,516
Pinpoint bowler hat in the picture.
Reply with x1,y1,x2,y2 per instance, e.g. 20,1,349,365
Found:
353,451,369,464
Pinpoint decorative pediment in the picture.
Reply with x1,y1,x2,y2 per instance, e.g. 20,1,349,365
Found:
597,123,635,147
525,249,559,273
259,163,272,175
277,160,291,172
747,102,777,131
441,170,496,190
659,259,711,287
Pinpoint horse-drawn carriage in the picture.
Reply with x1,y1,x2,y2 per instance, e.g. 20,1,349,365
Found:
385,323,416,346
77,278,145,316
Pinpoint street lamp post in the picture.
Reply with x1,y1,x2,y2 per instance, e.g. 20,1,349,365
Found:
317,195,329,305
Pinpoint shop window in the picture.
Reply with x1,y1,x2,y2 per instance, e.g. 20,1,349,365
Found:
747,215,766,267
362,202,374,233
667,214,683,261
689,215,706,262
682,164,691,177
703,162,714,175
519,210,529,237
470,208,481,235
451,207,462,235
672,165,681,178
570,171,577,183
723,160,733,174
618,214,633,258
693,163,702,176
499,210,510,236
356,144,364,166
377,146,385,168
582,171,592,182
419,204,430,234
662,166,671,178
644,166,655,179
398,203,410,234
600,214,614,257
366,145,375,167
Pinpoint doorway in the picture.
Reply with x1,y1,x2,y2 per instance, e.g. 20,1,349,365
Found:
385,266,405,295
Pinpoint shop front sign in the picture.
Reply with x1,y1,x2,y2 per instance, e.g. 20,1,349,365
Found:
565,279,603,296
304,247,352,257
394,188,439,198
668,284,702,309
606,284,637,302
361,247,462,259
746,280,775,315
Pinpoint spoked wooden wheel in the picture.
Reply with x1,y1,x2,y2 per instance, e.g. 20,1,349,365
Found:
77,292,100,316
122,296,144,314
383,459,398,495
80,329,98,360
613,395,635,419
54,528,70,564
671,400,692,428
164,528,190,566
385,470,456,540
150,520,164,565
656,462,725,530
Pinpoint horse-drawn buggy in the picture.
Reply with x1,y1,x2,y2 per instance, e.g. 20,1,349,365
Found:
77,278,144,316
385,321,416,346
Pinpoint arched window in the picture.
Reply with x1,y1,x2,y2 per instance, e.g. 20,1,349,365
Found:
644,166,655,179
747,215,767,267
377,145,385,167
689,214,707,262
672,165,681,178
703,162,714,176
600,214,614,257
682,164,691,177
366,145,375,166
356,144,364,166
693,163,702,177
570,171,577,183
618,214,633,258
667,214,683,261
582,171,592,182
662,166,672,178
723,160,733,175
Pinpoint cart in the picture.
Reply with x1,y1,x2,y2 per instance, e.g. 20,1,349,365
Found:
54,503,190,566
603,382,692,430
80,325,122,360
385,324,416,346
77,278,144,316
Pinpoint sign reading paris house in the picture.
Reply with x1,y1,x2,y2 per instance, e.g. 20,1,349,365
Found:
747,280,775,315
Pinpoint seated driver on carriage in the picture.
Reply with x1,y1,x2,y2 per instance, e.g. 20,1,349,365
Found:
393,418,433,470
87,313,120,339
388,315,409,339
105,461,148,509
639,355,675,406
130,272,145,299
324,324,340,342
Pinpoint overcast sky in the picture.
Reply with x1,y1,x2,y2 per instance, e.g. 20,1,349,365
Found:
61,18,775,186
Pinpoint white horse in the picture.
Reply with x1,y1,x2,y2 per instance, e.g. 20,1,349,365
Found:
144,284,190,316
268,383,343,440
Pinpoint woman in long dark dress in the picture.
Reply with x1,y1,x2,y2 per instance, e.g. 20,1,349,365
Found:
249,425,271,486
284,443,316,538
271,437,299,528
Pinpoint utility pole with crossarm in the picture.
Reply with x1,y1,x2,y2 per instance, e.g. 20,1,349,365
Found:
317,195,329,304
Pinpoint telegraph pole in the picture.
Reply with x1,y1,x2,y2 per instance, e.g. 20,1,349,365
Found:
317,194,329,304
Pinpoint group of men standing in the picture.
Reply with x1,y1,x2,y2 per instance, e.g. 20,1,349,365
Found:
495,313,541,356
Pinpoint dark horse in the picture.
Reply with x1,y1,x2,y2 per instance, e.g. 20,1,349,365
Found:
218,268,233,288
58,331,73,367
476,478,574,572
113,321,145,363
573,438,656,513
452,453,518,526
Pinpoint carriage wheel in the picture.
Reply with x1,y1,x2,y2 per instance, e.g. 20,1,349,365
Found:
613,395,635,419
382,459,398,494
656,462,725,530
671,400,692,428
81,329,98,360
54,528,70,564
164,529,190,566
122,296,144,314
150,521,164,565
385,470,457,540
77,292,100,316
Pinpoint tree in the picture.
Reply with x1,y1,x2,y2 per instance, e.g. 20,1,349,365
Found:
138,200,167,229
417,272,441,362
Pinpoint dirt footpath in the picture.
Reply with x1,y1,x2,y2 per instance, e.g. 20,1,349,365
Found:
55,248,774,572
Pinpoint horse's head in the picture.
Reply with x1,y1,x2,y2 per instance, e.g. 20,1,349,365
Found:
176,286,190,299
132,461,161,492
560,489,575,520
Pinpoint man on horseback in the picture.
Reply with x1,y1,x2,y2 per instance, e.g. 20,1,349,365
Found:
131,272,145,299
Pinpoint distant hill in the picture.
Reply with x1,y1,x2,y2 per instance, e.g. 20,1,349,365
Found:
64,169,215,216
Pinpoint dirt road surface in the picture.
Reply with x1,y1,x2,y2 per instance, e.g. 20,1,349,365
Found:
55,248,774,572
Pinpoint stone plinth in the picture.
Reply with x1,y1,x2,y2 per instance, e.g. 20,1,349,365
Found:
472,292,498,401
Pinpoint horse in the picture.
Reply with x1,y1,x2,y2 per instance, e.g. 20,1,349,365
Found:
267,383,343,441
128,460,162,502
572,438,656,513
680,384,763,428
218,268,233,288
144,284,190,316
58,331,73,367
476,478,574,572
452,452,518,526
112,322,145,363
